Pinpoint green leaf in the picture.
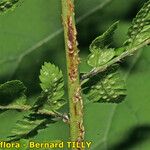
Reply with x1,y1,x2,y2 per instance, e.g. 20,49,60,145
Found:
39,62,63,92
33,92,65,114
84,46,150,150
87,48,115,68
125,0,150,47
38,62,65,112
40,98,66,113
0,0,21,14
0,0,115,90
0,0,104,144
90,21,119,50
83,67,126,103
87,22,119,68
8,62,66,141
0,80,27,106
0,0,149,149
8,94,63,141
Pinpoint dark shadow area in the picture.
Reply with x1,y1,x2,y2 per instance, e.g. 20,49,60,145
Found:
125,0,147,21
0,110,6,114
0,80,26,105
109,125,150,150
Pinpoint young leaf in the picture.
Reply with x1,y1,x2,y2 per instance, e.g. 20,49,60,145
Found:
82,1,150,81
90,21,119,50
39,62,64,92
8,62,66,141
82,67,126,103
87,22,119,68
0,80,27,107
0,0,21,14
37,62,65,112
125,0,150,47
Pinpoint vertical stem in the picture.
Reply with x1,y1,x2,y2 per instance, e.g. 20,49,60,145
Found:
61,0,84,147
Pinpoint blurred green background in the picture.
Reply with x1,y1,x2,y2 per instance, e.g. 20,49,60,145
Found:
0,0,150,149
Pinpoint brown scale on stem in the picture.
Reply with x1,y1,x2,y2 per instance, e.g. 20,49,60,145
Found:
67,15,79,82
66,0,85,143
62,0,85,146
74,87,84,143
78,121,85,141
67,0,74,12
73,87,82,116
65,0,79,83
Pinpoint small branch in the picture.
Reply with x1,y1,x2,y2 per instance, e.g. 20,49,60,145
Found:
61,0,84,145
81,39,150,81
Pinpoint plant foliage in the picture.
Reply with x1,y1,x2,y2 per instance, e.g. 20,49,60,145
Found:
0,0,149,145
1,62,66,141
82,1,150,103
83,67,126,103
125,0,150,47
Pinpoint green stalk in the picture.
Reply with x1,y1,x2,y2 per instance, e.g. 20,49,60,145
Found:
61,0,84,146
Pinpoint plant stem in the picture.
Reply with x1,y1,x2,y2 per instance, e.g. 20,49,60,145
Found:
81,39,150,81
61,0,84,145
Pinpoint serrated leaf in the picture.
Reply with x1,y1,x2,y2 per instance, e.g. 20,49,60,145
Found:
39,62,63,92
33,91,66,113
85,46,150,150
83,67,126,103
87,48,115,67
87,22,119,68
125,0,150,47
0,0,149,149
0,80,27,106
90,21,119,50
8,62,67,141
40,99,66,113
35,62,65,112
0,0,21,14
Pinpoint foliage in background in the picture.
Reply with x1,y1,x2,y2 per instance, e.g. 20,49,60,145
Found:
0,0,150,150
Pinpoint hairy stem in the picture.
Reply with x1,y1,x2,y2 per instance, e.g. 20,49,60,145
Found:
81,39,150,81
61,0,84,145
